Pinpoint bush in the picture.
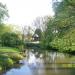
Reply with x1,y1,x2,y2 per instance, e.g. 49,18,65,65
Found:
0,66,2,71
8,53,24,63
0,54,14,68
4,58,14,68
1,32,22,48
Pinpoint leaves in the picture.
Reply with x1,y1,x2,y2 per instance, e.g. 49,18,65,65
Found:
0,2,8,23
41,0,75,53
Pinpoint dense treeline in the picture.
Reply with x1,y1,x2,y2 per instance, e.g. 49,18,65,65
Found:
41,0,75,53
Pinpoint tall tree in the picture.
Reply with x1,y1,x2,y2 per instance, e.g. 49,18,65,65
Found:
51,0,75,52
33,16,50,32
0,2,9,37
42,0,75,52
0,2,8,23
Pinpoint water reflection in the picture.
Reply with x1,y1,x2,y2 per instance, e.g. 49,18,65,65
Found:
4,65,32,75
4,50,75,75
4,51,45,75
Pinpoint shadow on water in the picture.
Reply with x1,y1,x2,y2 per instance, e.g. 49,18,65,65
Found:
3,49,75,75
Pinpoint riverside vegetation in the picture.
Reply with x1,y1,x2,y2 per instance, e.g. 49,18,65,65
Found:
0,47,24,73
41,0,75,54
0,3,24,73
0,0,75,74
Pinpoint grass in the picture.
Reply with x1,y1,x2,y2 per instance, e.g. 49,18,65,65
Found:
0,47,19,53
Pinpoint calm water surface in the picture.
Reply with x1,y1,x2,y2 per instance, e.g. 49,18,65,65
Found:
4,50,75,75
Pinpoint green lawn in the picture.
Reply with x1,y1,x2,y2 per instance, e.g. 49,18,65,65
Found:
0,47,20,53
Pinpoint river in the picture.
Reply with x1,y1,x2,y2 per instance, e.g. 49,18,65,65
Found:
3,49,75,75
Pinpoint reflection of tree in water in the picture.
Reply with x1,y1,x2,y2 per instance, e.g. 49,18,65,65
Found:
28,51,45,75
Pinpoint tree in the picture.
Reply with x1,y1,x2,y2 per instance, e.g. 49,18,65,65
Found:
41,0,75,53
0,2,8,23
50,0,75,52
1,32,22,48
0,24,12,46
33,16,50,32
41,18,59,49
0,2,9,41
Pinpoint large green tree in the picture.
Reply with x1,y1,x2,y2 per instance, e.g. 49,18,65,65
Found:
42,0,75,53
51,0,75,52
1,32,22,48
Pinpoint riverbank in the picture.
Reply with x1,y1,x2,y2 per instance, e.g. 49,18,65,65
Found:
0,47,24,74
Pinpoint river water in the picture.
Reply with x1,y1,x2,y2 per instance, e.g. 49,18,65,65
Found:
4,50,75,75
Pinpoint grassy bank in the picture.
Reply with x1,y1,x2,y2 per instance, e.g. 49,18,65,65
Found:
0,47,24,73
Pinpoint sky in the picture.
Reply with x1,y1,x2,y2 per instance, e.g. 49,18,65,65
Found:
0,0,54,27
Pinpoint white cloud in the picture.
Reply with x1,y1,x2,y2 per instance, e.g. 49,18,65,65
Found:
0,0,54,26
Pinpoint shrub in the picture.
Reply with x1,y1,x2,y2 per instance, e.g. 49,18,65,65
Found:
0,66,2,71
8,53,24,63
0,54,14,68
1,32,22,48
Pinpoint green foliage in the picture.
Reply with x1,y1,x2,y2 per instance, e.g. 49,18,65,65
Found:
0,66,2,71
0,24,23,48
4,58,14,67
1,32,22,48
0,24,13,47
41,18,59,49
0,54,14,68
0,24,12,37
41,0,75,53
8,53,24,63
25,42,40,49
0,2,8,23
0,47,24,61
52,0,75,52
0,47,24,71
